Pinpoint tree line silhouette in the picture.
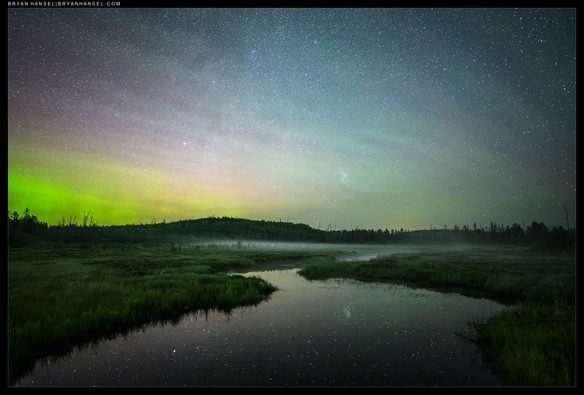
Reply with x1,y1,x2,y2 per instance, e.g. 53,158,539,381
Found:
8,208,575,250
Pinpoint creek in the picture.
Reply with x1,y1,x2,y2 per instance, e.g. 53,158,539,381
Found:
16,250,506,386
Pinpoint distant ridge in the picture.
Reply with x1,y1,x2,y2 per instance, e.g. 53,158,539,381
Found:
8,212,575,249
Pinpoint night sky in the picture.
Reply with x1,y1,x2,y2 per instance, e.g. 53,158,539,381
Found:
7,8,576,230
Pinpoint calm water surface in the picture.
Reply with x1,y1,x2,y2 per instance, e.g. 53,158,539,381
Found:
16,256,506,386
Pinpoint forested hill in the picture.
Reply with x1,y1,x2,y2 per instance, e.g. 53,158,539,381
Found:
8,210,575,249
111,217,322,243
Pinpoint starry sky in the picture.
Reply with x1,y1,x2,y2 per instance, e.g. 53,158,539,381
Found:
7,7,576,230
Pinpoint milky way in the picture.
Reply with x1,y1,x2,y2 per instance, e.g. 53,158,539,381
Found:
7,8,576,230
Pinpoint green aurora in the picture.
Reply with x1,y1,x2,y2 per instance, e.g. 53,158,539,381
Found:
8,8,576,230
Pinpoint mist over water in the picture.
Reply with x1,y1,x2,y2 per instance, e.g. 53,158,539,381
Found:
188,239,477,261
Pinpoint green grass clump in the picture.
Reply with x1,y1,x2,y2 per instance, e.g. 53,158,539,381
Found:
298,245,575,386
8,243,320,384
475,302,575,386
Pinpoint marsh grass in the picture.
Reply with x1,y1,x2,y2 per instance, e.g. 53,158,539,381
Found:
474,302,575,386
298,245,575,386
8,242,325,384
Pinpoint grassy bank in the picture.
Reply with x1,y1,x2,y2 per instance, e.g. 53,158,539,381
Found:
8,242,326,385
298,244,575,386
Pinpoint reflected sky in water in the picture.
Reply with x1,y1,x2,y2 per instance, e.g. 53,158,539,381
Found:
17,266,505,386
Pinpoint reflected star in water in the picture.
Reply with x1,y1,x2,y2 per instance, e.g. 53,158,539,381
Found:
344,306,352,319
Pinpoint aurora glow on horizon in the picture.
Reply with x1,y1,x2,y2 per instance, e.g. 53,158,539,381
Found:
7,8,576,230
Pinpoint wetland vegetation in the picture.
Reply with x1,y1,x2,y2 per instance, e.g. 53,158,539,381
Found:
8,241,331,385
8,210,576,386
299,246,576,386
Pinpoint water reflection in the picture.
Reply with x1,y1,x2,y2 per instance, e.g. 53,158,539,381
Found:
16,266,505,386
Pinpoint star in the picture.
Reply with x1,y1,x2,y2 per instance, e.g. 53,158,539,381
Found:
7,8,576,230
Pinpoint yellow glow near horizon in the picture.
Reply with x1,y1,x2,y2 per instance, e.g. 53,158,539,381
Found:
8,144,255,225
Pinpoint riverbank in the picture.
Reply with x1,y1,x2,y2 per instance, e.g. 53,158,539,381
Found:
298,244,576,386
8,241,331,385
9,242,575,386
